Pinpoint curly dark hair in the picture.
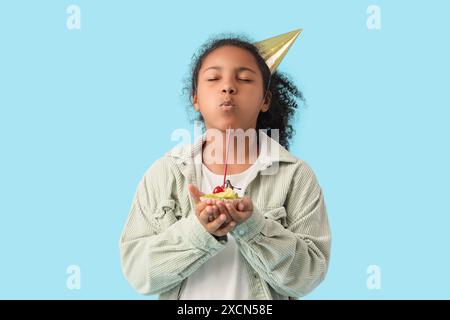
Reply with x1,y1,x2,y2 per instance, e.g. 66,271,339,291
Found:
182,33,305,150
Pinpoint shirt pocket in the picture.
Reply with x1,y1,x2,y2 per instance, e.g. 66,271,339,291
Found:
262,206,288,229
155,199,182,231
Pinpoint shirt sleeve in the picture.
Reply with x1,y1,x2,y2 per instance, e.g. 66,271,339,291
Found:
230,161,332,298
119,158,226,295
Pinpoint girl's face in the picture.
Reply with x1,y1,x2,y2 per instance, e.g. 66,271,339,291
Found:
193,46,271,131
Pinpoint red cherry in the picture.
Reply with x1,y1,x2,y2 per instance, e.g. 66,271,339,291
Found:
213,186,225,194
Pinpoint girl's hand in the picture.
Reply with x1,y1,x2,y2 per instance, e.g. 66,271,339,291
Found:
188,184,237,237
216,196,254,224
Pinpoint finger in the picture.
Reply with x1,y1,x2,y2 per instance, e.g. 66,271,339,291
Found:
214,220,236,237
196,201,207,216
225,201,241,221
216,201,232,223
216,201,226,216
238,196,252,211
188,184,204,204
206,204,214,222
211,205,219,219
198,199,216,214
199,205,213,223
209,205,219,222
207,213,227,232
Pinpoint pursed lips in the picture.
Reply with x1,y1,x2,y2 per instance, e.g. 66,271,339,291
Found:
220,99,236,107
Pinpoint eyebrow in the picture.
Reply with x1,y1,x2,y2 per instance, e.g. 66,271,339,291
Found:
203,66,257,74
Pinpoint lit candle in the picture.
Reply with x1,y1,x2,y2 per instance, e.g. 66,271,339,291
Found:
212,126,231,194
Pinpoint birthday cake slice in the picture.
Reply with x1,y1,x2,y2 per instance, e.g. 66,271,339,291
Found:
200,179,242,201
201,187,240,200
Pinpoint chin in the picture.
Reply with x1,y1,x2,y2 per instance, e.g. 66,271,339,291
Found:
216,119,238,130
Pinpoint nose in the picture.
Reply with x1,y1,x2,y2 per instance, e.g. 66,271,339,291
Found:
222,84,236,95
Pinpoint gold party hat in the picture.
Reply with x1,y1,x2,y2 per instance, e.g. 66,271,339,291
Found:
254,29,303,74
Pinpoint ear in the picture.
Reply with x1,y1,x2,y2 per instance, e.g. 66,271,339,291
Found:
260,91,272,112
192,92,199,111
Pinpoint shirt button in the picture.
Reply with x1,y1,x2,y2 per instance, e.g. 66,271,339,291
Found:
239,230,245,236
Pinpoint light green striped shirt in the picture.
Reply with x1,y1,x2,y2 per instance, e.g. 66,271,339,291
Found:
119,132,331,299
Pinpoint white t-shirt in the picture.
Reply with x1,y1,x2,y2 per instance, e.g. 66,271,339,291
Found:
179,156,267,300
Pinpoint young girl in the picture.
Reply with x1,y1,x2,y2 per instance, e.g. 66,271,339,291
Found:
119,30,331,300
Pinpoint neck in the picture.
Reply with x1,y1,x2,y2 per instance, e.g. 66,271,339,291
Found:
202,127,260,168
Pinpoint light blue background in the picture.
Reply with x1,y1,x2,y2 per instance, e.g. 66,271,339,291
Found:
1,0,449,299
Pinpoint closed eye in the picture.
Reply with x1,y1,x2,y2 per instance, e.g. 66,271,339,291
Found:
206,78,252,82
